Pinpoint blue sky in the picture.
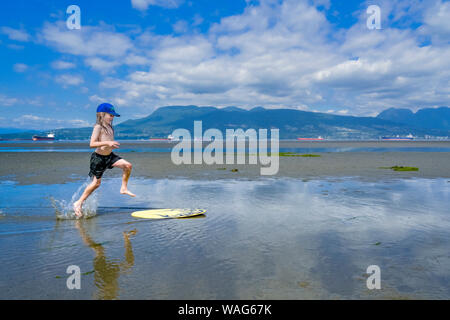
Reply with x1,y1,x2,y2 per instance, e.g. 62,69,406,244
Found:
0,0,448,130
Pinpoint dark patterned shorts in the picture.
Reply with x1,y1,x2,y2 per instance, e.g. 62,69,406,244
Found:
88,152,122,179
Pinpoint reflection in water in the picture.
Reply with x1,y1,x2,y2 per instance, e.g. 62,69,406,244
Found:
1,177,449,299
75,220,137,300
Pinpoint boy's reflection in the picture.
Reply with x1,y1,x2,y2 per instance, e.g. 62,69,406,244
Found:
75,220,137,299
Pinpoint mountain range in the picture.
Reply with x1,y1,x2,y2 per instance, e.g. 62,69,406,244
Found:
377,107,450,131
1,106,449,140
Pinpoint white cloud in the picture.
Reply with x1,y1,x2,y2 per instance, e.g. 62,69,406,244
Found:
80,87,89,93
0,26,30,41
51,60,76,70
13,63,28,73
100,0,345,110
26,97,44,107
37,0,448,116
192,14,204,26
0,94,45,107
152,35,214,64
124,54,151,66
55,74,84,87
89,94,107,104
419,0,450,44
0,94,19,107
84,57,120,73
41,21,146,73
131,0,184,11
40,22,133,58
173,20,189,33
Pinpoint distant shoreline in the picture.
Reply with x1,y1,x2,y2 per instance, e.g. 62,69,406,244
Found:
1,138,450,142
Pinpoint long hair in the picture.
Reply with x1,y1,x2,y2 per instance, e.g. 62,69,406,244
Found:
95,112,114,136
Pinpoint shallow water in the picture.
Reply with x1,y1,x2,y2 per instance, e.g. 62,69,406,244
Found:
0,176,449,299
1,140,450,153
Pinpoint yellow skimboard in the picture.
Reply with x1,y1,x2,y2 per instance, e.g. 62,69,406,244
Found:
131,208,206,219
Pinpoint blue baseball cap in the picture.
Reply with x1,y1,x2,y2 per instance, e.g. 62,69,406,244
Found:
97,103,120,117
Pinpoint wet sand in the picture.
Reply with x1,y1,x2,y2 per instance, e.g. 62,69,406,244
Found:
0,146,449,185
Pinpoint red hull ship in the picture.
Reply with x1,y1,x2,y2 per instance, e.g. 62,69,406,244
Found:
32,133,55,141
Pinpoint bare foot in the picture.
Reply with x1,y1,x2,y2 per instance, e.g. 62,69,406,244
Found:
73,200,83,218
120,188,136,197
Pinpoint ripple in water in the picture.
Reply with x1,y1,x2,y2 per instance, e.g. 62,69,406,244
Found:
50,177,99,220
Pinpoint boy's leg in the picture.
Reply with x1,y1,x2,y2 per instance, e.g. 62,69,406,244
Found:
73,177,102,217
111,159,136,197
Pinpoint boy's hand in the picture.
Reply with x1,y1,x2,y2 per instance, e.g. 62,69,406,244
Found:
108,141,120,149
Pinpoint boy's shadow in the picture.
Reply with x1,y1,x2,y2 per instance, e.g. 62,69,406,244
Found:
75,220,137,300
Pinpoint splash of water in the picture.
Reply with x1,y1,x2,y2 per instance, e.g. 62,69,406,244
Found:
51,177,99,220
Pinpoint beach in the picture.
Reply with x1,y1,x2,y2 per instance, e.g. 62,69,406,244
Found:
1,141,450,299
1,141,450,185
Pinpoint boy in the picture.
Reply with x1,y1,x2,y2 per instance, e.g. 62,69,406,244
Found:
73,103,135,218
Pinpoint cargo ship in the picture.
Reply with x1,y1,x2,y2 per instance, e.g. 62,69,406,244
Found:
32,132,55,141
381,134,414,141
149,138,170,141
297,136,324,141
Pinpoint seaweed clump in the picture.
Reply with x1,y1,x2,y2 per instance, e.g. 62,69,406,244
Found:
379,166,419,172
278,152,321,157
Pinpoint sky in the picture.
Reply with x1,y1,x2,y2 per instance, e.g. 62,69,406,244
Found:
0,0,448,130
